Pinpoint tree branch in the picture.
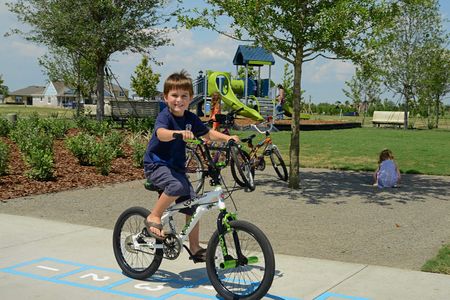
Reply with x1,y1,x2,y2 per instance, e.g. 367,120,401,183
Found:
303,53,339,62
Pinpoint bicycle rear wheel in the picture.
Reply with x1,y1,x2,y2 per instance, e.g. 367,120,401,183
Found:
230,146,255,191
206,220,275,300
185,146,205,194
113,207,163,280
270,148,288,181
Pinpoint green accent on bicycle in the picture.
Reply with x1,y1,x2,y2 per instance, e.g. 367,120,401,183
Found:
222,212,237,231
215,161,226,168
181,211,197,235
219,236,228,257
220,256,259,269
186,139,202,145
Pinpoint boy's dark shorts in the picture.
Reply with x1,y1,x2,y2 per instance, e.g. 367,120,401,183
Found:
145,164,197,216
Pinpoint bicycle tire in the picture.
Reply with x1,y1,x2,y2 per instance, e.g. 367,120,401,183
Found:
206,220,275,300
113,207,163,280
185,146,205,194
270,148,288,181
230,146,255,191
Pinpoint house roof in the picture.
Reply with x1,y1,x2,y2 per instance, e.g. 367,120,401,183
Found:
232,45,275,66
9,85,46,96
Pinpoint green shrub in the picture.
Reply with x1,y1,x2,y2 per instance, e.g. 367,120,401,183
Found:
23,131,54,180
104,130,125,157
128,132,148,168
42,118,72,139
65,133,97,165
92,141,116,175
0,118,11,137
0,140,9,175
77,118,112,136
25,147,54,180
126,117,155,134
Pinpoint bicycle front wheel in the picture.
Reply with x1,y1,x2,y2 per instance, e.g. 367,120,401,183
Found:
230,146,255,191
206,220,275,300
270,148,288,181
186,146,205,194
113,207,163,280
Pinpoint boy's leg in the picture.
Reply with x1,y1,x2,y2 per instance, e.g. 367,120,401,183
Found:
186,215,202,254
146,193,178,237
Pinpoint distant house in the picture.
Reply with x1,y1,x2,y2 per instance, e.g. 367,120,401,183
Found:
5,85,46,105
39,81,78,108
4,81,129,108
85,83,130,105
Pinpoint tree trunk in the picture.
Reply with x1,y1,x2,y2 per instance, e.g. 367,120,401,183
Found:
403,85,409,130
288,48,303,189
435,97,440,128
96,60,106,121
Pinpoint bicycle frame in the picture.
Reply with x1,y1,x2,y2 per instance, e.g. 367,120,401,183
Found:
136,139,237,256
246,123,277,162
136,186,226,250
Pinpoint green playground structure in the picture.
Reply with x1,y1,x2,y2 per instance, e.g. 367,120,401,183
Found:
191,45,294,121
207,71,264,121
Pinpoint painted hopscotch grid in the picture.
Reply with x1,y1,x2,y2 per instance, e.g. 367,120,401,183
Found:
0,257,300,299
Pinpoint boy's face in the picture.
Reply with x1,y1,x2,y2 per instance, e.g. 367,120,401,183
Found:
164,88,192,117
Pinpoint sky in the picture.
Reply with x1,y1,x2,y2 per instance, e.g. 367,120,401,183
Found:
0,1,449,104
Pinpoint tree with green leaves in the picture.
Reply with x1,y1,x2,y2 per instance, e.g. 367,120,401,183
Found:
7,0,172,120
343,66,383,115
417,47,450,129
180,0,396,188
39,46,97,110
0,74,8,98
130,55,161,100
236,66,257,79
371,0,447,129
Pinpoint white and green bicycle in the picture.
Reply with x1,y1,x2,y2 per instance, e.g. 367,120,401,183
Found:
112,137,275,300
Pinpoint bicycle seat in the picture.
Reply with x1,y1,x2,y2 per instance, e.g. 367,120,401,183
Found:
144,179,163,192
241,134,256,143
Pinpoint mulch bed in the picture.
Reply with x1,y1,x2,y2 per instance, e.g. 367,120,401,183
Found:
0,136,144,201
0,118,349,201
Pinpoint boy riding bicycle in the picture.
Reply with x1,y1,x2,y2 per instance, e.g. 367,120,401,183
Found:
143,70,239,262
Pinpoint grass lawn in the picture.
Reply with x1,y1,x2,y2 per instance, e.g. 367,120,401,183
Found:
0,104,73,118
421,244,450,275
239,127,450,176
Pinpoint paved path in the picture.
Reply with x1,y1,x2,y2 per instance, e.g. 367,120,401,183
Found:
1,214,450,300
2,168,450,270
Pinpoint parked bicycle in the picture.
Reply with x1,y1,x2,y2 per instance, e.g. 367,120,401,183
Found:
241,122,288,181
113,137,275,300
186,107,255,193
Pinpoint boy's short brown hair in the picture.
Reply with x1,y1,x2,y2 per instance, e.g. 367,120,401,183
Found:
163,70,193,97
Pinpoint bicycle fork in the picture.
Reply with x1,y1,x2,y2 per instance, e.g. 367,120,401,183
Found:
216,209,258,269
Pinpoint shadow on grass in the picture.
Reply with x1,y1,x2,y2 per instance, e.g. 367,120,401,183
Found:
255,169,450,207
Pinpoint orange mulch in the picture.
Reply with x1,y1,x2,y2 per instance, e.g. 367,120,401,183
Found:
0,136,144,201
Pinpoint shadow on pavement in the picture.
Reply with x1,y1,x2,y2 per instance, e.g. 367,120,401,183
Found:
256,170,450,207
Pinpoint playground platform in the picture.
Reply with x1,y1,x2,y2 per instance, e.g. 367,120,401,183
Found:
271,119,362,131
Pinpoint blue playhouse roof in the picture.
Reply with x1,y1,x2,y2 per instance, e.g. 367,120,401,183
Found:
232,45,275,66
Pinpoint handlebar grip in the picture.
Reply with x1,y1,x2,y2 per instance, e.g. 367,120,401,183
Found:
173,133,183,140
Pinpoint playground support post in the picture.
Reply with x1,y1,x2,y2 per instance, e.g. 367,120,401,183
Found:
244,64,249,106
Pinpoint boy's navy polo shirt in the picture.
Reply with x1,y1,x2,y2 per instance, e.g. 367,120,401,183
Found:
144,107,209,172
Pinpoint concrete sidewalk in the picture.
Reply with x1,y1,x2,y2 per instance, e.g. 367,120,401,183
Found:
0,214,449,300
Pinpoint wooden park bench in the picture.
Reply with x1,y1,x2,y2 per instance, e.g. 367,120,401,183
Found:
372,111,408,128
110,100,160,127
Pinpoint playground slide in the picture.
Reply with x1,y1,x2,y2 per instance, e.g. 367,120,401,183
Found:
207,71,264,121
283,102,292,117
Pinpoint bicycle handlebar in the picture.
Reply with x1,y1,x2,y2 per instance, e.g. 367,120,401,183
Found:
250,122,274,134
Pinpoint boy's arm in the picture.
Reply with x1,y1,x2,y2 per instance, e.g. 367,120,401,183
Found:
156,128,194,141
203,129,240,143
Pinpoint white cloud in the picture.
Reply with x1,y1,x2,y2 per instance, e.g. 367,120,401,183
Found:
9,40,47,58
306,59,355,83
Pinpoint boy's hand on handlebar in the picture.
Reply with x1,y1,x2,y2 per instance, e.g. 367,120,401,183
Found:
228,135,240,143
173,130,194,141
